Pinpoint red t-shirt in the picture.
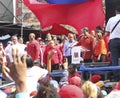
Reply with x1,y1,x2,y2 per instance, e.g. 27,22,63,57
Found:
27,40,40,61
76,35,95,59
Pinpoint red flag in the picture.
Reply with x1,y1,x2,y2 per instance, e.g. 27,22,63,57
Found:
24,0,105,35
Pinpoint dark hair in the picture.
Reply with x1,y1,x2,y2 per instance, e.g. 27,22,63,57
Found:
82,71,90,81
35,81,60,98
96,26,102,31
22,55,34,68
68,64,77,69
82,27,89,33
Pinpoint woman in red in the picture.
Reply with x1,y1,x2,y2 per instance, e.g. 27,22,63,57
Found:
94,32,107,62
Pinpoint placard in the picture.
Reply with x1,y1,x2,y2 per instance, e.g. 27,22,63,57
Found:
71,46,83,64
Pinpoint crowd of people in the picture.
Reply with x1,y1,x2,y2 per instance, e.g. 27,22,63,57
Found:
0,5,120,98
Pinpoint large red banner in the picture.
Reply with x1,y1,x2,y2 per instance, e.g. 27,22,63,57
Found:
24,0,105,35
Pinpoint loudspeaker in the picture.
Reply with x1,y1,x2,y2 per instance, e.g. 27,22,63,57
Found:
105,0,120,23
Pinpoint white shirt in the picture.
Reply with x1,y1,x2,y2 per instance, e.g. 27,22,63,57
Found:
5,43,26,62
26,66,48,94
106,14,120,40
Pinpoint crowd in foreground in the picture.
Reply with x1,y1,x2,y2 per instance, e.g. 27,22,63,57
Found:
1,49,120,98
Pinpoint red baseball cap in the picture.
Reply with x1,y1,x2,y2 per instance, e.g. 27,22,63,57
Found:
91,74,101,83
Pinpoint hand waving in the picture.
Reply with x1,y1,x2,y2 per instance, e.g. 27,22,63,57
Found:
2,48,27,93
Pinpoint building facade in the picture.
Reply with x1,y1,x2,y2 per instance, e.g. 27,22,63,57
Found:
16,0,40,30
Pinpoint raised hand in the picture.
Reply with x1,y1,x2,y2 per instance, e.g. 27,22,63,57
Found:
2,48,27,93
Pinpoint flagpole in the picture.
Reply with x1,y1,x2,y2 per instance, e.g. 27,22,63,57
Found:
21,0,23,38
13,0,16,24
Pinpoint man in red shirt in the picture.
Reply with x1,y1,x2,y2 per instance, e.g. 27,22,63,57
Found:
76,27,95,63
27,33,40,61
68,64,81,84
45,40,63,73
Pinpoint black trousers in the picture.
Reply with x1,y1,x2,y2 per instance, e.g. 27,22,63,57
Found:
109,38,120,81
66,56,71,66
109,38,120,66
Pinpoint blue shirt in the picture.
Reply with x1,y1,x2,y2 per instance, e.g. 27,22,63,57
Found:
63,40,76,56
15,92,30,98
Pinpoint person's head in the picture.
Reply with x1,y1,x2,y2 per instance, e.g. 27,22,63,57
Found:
68,33,74,42
96,26,102,32
37,37,42,42
82,71,90,81
90,30,96,37
96,32,103,40
36,81,60,98
81,27,89,36
21,55,34,68
29,33,35,41
46,33,52,41
37,37,43,45
61,35,67,43
68,64,77,74
81,81,98,98
52,35,59,44
59,85,84,98
11,35,18,44
69,76,82,87
49,40,55,48
18,37,24,44
50,80,60,92
52,35,57,41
